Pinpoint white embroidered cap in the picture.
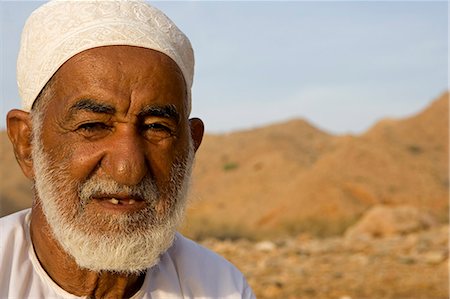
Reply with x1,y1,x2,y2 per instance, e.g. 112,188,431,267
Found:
17,0,194,114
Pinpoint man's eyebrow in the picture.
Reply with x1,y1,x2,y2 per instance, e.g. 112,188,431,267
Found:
69,99,116,115
138,104,180,121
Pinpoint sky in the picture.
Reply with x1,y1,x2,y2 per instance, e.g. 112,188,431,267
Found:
0,1,448,135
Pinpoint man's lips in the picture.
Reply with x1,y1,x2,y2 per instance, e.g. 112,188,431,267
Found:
101,197,137,205
91,195,145,212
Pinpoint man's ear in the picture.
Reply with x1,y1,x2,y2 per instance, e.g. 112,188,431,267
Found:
7,109,35,179
189,118,204,153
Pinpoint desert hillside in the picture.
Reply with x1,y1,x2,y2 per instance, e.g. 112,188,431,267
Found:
1,92,448,240
184,92,449,239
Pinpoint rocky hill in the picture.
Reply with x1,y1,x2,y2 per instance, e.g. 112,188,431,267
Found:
184,92,449,239
1,92,448,240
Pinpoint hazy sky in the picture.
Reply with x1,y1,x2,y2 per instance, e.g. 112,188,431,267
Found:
0,1,448,134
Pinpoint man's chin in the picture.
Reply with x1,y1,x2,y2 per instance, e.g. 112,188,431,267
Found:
55,217,180,273
37,189,186,273
72,203,157,235
38,189,187,273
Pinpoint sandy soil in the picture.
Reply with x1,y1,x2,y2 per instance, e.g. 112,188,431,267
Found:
201,224,448,299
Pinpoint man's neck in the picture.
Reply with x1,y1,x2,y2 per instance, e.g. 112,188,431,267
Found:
29,205,145,298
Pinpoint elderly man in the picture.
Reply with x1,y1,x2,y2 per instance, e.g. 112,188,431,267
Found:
1,1,255,298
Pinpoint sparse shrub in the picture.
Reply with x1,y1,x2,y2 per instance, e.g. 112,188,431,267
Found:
181,217,256,241
407,144,423,154
281,216,361,238
223,162,239,171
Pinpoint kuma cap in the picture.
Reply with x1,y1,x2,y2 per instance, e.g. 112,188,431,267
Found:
17,0,194,114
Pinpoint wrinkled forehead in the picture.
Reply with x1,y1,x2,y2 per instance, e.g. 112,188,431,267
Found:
43,46,189,118
55,46,186,86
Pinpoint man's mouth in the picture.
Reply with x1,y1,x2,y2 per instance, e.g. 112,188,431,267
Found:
92,195,146,212
108,198,137,205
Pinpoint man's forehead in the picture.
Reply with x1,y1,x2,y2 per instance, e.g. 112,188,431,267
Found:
60,46,183,76
48,46,188,118
57,46,185,86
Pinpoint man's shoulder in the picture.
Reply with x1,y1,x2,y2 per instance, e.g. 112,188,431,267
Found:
0,209,30,250
169,233,237,271
0,209,30,232
153,233,255,298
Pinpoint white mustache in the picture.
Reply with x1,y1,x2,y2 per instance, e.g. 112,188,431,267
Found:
78,175,160,207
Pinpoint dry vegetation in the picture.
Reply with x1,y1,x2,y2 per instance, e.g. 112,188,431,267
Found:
1,92,448,298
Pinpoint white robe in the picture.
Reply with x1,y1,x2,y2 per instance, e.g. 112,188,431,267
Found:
0,209,255,299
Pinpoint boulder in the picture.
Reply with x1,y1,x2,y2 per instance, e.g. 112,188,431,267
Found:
345,205,436,239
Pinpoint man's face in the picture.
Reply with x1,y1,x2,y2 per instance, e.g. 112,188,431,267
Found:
31,46,194,273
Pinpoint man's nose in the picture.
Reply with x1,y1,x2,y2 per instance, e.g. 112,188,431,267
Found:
101,128,148,186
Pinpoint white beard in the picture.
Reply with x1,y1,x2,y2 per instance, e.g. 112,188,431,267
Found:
31,136,193,274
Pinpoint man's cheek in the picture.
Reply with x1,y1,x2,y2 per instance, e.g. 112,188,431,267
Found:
64,145,105,181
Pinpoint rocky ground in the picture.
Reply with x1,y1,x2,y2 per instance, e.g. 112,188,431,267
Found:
201,224,448,299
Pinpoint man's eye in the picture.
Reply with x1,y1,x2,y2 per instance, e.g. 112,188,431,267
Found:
78,122,107,131
77,122,110,133
143,123,169,131
141,123,174,140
